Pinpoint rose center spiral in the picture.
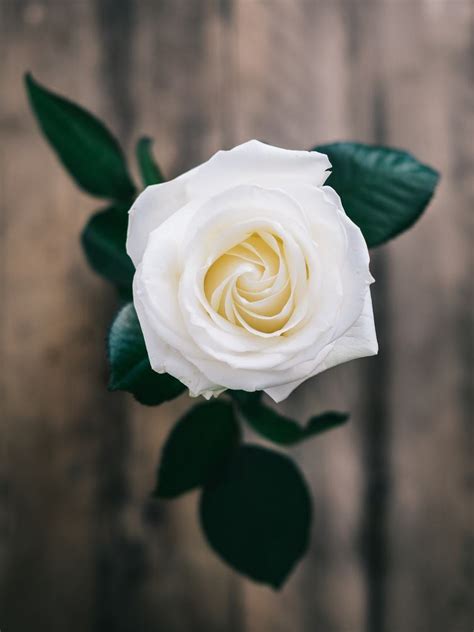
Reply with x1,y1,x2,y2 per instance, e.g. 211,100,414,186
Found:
204,231,294,335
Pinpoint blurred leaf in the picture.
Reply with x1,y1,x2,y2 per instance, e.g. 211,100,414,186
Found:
81,204,134,299
156,401,241,499
200,445,311,588
314,142,439,247
230,390,263,407
108,303,185,405
25,73,136,200
301,411,349,436
136,137,165,186
231,392,348,445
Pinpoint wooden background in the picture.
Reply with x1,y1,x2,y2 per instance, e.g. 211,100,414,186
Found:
0,1,472,631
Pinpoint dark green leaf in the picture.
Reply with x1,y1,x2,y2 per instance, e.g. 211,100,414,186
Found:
108,303,185,405
303,411,350,436
200,445,311,588
25,73,136,200
230,390,263,406
314,142,439,247
156,401,241,498
136,137,165,186
81,204,134,299
232,393,348,445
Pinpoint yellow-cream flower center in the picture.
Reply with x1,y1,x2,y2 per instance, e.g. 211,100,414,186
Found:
204,231,295,334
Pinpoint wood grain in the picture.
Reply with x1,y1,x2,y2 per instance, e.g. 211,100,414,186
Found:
0,1,471,631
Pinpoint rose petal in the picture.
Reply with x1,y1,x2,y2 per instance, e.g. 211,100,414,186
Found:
187,140,331,199
127,166,198,266
264,290,378,402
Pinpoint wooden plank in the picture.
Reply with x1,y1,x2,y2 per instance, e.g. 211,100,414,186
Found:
0,1,122,630
117,2,242,631
375,2,474,631
232,2,368,630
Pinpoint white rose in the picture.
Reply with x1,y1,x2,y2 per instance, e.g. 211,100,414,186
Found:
127,140,377,403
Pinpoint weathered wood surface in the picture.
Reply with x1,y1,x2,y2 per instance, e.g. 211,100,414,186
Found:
0,1,472,631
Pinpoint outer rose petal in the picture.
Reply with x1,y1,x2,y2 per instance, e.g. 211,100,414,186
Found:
134,276,221,398
127,166,198,266
264,290,378,402
187,139,331,197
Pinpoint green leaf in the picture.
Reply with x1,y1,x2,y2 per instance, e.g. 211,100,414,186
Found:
136,137,165,186
230,390,263,407
200,445,311,588
81,204,134,299
231,392,348,445
302,411,349,436
314,142,439,247
25,73,136,200
108,303,185,405
156,401,241,499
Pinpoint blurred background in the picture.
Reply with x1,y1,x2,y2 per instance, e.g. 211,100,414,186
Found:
0,1,472,631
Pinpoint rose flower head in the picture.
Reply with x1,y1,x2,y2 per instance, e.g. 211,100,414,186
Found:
127,140,377,402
